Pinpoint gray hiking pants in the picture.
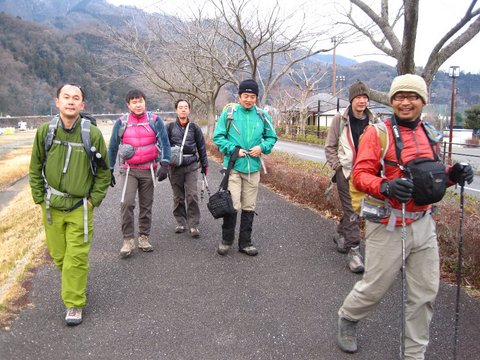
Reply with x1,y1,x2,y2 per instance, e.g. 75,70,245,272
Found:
168,162,200,229
120,168,154,239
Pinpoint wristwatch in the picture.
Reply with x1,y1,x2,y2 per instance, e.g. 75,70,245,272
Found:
380,181,390,196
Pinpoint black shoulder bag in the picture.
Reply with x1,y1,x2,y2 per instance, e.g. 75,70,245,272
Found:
206,147,240,219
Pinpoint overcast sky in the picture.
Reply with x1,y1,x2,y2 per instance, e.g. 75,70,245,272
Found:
106,0,480,74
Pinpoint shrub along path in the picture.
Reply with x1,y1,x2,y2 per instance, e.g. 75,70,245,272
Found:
1,160,479,359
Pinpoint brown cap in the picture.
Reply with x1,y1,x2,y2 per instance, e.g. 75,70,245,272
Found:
349,81,370,102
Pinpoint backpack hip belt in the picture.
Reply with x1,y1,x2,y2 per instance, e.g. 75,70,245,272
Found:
386,207,433,232
45,185,89,243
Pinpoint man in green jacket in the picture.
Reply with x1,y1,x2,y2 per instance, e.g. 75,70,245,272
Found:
213,79,277,256
29,84,111,326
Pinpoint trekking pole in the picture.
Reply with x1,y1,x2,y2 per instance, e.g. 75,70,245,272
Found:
202,174,211,201
453,176,466,360
400,202,407,359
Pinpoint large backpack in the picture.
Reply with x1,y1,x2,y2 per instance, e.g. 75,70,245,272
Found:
44,113,98,176
118,111,158,143
350,119,445,215
383,118,446,206
42,113,102,241
349,122,390,214
223,102,274,134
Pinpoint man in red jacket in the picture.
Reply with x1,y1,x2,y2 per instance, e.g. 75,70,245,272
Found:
336,74,474,359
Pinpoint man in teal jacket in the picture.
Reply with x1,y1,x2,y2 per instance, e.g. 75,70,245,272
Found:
213,79,277,256
29,84,111,326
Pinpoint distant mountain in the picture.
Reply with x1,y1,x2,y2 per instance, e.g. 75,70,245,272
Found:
0,0,143,29
312,53,358,67
0,0,479,117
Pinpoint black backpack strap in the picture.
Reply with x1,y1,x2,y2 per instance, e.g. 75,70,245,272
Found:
167,121,174,139
389,116,405,170
388,117,442,175
421,122,441,161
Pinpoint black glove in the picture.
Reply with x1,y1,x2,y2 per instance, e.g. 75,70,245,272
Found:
449,162,474,186
110,169,116,187
157,162,169,182
201,166,208,175
381,178,414,203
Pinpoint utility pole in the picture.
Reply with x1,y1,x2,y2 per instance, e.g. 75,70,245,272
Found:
331,37,337,96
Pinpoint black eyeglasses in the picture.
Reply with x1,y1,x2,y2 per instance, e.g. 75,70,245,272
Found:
392,94,420,102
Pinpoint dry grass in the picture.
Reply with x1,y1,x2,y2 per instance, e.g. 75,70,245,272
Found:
434,192,480,293
0,187,47,328
0,148,31,190
207,139,480,295
0,189,44,284
0,133,49,327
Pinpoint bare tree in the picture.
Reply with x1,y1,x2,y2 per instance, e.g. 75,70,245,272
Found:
102,0,330,137
103,10,236,137
210,0,329,105
287,63,328,134
337,0,480,104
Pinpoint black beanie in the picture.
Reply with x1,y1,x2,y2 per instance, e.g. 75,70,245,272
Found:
238,79,259,96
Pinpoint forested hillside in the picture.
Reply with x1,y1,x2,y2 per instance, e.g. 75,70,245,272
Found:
0,12,133,116
1,0,479,117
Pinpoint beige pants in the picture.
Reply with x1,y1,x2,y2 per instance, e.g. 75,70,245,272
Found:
228,170,260,212
339,214,439,359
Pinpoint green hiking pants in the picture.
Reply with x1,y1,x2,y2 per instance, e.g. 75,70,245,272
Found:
41,202,93,308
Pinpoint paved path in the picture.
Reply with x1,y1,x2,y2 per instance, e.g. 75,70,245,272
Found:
1,161,479,359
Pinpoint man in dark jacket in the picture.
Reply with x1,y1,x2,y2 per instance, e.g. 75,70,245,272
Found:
166,99,208,237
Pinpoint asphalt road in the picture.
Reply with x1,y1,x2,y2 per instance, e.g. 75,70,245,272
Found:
1,160,479,360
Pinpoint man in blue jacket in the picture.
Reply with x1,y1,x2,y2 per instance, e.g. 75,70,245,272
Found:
213,79,277,256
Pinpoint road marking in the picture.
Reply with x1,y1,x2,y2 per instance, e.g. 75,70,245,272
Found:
297,152,324,160
452,186,480,193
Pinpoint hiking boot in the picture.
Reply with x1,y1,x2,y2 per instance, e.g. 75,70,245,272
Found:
239,245,258,256
120,238,135,258
175,225,185,233
190,228,200,238
337,317,358,353
138,235,153,252
333,234,347,254
347,246,365,273
65,308,83,326
217,243,231,256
